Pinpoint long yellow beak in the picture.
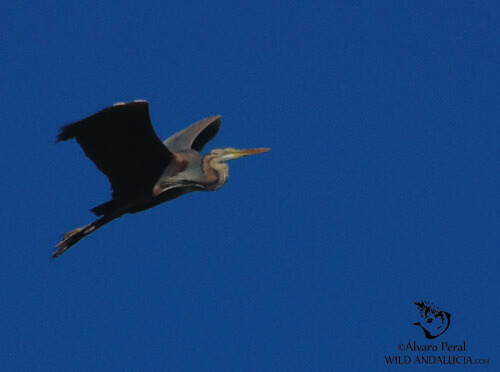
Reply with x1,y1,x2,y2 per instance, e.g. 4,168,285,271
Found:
227,147,271,160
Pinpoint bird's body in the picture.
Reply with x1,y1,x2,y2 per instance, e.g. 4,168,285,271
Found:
54,100,270,259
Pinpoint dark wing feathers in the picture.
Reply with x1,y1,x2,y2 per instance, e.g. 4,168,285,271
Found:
57,101,173,198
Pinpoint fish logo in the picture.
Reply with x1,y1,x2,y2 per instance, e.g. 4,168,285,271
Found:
413,300,451,339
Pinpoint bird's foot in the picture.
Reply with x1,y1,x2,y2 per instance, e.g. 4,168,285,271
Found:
53,227,86,259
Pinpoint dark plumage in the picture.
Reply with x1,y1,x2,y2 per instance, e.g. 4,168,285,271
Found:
54,100,269,259
57,101,173,199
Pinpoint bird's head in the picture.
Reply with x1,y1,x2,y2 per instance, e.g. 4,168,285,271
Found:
208,147,271,162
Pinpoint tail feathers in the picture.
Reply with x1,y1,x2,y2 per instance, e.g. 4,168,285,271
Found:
91,199,119,216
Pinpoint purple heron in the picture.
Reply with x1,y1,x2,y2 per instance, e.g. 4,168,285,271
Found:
54,100,270,259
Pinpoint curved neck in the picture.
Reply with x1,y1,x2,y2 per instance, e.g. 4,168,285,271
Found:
202,154,229,190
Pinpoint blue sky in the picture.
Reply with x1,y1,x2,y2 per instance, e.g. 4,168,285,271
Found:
1,1,499,371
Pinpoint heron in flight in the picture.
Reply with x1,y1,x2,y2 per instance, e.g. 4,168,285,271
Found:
54,100,270,259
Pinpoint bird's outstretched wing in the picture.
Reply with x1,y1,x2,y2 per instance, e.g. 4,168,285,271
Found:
164,115,222,152
57,100,174,198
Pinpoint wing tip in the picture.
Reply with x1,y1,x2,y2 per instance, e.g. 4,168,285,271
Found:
206,115,222,128
56,124,76,142
56,99,151,142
